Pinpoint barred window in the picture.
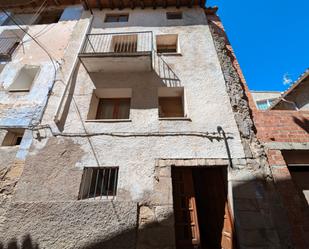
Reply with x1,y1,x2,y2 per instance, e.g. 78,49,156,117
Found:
79,167,118,200
0,29,25,62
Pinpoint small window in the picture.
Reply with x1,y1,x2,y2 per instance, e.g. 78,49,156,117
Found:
156,34,178,54
8,65,40,92
96,98,130,119
1,129,24,146
0,29,25,62
87,88,132,120
37,10,63,24
166,12,182,20
105,14,129,23
158,87,185,118
79,167,119,200
256,98,276,110
112,34,137,53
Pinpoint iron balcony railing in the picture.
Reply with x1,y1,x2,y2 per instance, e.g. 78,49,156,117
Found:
153,51,181,87
79,31,181,87
81,31,153,55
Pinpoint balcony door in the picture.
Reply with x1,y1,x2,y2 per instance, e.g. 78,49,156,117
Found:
172,167,235,249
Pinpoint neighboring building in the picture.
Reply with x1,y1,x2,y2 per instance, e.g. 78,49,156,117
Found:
251,90,281,110
0,1,297,249
251,69,309,249
271,69,309,110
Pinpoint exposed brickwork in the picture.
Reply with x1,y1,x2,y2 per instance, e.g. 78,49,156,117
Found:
206,7,309,249
254,110,309,143
266,150,286,166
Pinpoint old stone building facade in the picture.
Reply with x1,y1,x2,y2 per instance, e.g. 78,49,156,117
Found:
251,69,309,249
0,1,304,249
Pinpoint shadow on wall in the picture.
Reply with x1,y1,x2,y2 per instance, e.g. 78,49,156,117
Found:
1,177,308,249
293,117,309,133
0,235,39,249
0,210,174,249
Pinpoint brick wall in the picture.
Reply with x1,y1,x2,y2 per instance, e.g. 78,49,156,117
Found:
254,110,309,143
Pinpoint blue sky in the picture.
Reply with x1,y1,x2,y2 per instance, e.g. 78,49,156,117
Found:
207,0,309,91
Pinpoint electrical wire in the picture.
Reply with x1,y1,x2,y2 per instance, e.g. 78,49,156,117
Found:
1,7,59,79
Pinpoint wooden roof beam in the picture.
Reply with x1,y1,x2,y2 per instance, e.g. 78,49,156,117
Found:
109,0,114,9
96,0,102,10
163,0,167,8
130,0,135,9
118,0,124,9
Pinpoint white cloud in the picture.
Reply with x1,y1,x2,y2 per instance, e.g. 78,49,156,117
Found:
283,73,292,86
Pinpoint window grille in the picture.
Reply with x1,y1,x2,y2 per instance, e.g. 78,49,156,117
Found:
112,34,137,53
79,167,119,200
0,29,25,61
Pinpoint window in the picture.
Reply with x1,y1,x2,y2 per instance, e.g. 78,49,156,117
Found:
283,150,309,205
288,166,309,205
256,98,276,110
87,88,132,120
96,98,130,119
166,12,182,20
112,34,137,53
158,87,185,118
79,167,119,200
8,65,40,92
37,10,63,24
1,129,24,146
0,29,25,62
156,34,178,54
105,14,129,23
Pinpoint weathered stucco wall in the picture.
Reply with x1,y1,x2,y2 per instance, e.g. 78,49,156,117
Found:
0,21,77,127
44,7,246,204
0,201,137,249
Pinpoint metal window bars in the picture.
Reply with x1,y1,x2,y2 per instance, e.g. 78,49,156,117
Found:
79,167,119,200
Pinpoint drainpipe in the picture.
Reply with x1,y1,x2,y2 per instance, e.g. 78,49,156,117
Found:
217,126,233,169
54,15,94,124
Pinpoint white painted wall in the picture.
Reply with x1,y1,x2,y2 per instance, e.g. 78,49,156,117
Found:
49,7,246,201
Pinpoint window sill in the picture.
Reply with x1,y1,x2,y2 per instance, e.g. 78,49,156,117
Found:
8,89,30,93
159,52,182,56
85,119,132,123
159,117,191,121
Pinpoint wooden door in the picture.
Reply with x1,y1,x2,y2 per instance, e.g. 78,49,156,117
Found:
172,167,235,249
172,168,201,249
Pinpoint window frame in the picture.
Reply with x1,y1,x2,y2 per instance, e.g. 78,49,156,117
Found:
8,65,40,92
96,98,131,120
78,167,119,200
156,34,180,55
166,12,183,20
1,129,24,146
105,13,129,23
158,87,188,119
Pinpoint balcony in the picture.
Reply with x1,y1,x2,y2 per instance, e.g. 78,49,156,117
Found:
79,31,153,73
